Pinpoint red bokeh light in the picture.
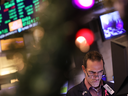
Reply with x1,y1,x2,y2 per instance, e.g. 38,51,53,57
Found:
76,28,94,45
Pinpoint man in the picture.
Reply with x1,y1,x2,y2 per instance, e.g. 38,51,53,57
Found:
67,51,115,96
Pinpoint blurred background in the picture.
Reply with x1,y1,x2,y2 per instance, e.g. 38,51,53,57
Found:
0,0,127,96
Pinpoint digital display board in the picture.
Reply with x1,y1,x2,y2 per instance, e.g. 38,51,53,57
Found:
0,0,44,39
99,11,126,41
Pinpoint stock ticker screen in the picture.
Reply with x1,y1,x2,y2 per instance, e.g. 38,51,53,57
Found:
0,0,44,39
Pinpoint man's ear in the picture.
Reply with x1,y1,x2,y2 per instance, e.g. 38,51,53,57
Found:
82,65,86,73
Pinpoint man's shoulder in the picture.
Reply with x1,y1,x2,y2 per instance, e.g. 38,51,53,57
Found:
67,82,82,93
66,80,88,96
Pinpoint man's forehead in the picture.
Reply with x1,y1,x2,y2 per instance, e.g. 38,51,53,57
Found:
88,70,103,73
86,59,103,65
86,59,104,69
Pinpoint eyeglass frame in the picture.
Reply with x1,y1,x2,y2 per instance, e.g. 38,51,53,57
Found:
85,70,104,78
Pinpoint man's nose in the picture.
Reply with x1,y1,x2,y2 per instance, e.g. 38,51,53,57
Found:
93,73,100,79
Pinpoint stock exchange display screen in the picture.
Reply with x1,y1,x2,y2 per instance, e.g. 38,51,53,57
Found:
0,0,44,39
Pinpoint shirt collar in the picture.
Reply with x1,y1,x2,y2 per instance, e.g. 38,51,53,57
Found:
84,78,103,91
78,79,88,91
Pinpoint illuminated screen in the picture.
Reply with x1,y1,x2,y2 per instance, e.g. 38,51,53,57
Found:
1,37,24,51
60,82,68,94
0,0,44,39
99,11,126,41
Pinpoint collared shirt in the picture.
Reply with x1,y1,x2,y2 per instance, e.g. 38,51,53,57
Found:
67,79,114,96
85,79,103,96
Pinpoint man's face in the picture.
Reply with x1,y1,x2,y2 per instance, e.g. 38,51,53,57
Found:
82,59,104,88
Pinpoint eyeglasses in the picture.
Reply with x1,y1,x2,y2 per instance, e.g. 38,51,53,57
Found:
86,70,103,78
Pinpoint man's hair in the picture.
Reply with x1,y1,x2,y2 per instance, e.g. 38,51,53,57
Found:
83,51,104,69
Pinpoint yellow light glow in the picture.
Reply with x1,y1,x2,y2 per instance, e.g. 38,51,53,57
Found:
76,36,86,43
79,43,90,52
1,71,9,75
0,67,17,76
75,36,90,53
11,79,19,83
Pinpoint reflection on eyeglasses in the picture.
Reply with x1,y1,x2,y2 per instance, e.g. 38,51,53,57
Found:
86,70,103,78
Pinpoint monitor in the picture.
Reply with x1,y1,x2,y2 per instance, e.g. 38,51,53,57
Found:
0,0,44,39
111,34,128,96
60,81,68,95
99,11,126,41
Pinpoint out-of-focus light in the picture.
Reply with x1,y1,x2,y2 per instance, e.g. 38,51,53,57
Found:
0,67,17,76
76,36,86,43
72,0,95,9
11,79,19,83
1,71,9,75
79,0,93,7
76,28,94,45
75,28,94,52
79,42,90,52
75,36,87,48
75,37,90,52
33,26,44,42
